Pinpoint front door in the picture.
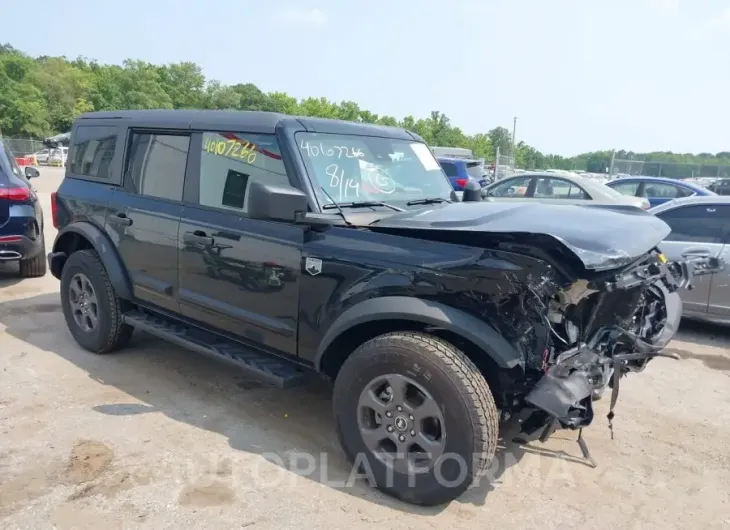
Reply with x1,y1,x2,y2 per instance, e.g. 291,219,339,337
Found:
654,204,730,314
105,130,191,314
177,130,303,357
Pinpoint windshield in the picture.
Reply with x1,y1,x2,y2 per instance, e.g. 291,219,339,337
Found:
295,132,454,207
465,160,486,179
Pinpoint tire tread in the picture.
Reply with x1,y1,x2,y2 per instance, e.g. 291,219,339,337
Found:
352,332,499,481
63,250,132,354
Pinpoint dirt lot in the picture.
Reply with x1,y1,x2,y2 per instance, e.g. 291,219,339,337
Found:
1,167,729,529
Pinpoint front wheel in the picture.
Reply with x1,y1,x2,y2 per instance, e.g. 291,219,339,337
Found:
333,332,499,506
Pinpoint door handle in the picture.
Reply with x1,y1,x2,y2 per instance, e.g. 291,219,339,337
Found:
681,248,711,258
183,231,214,246
108,213,132,226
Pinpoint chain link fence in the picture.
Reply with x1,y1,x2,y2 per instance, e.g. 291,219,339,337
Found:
609,156,730,180
1,137,46,157
493,148,516,180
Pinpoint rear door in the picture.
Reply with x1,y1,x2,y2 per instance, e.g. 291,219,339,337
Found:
104,129,191,313
653,203,728,314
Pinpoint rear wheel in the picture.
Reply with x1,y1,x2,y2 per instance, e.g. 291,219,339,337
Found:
19,236,47,278
60,250,133,353
333,332,499,506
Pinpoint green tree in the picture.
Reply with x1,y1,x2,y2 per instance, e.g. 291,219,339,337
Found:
2,42,729,175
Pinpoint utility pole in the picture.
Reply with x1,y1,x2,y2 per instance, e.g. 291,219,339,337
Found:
511,116,517,155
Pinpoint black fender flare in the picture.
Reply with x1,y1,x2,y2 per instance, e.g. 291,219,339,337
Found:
51,221,133,300
314,296,524,372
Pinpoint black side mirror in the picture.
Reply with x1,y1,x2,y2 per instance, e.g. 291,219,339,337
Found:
462,180,483,202
247,181,308,222
24,166,40,179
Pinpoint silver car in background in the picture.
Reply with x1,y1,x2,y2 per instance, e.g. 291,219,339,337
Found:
483,172,651,209
650,196,730,323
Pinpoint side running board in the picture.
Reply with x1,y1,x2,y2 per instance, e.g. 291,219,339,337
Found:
122,310,308,388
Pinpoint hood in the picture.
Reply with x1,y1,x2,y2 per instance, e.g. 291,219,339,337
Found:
367,201,671,271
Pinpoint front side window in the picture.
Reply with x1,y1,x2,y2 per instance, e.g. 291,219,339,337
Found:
69,125,117,179
488,177,531,197
296,132,453,206
198,132,289,212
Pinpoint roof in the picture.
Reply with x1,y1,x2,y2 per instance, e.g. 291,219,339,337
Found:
436,156,483,163
648,194,730,214
606,176,712,194
75,109,422,141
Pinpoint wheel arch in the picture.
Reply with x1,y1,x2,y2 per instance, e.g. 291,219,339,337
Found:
50,222,133,300
315,297,525,397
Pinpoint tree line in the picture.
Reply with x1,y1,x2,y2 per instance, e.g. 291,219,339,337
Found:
1,43,728,177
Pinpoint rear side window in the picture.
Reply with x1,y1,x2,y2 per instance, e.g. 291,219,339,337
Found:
198,132,289,213
610,181,640,196
69,126,117,179
439,161,458,177
656,204,729,243
126,132,190,201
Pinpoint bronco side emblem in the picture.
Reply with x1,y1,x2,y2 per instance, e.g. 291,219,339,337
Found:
305,257,322,276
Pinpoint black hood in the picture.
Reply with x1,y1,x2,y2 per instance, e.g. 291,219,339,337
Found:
367,201,671,271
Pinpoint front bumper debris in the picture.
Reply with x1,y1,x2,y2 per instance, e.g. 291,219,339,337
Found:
516,253,724,464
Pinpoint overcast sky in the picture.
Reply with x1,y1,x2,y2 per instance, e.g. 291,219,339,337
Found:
3,0,728,155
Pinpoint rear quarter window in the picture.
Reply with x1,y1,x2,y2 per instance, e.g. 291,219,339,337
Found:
68,125,118,179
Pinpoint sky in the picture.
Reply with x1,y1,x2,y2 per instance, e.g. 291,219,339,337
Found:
2,0,729,156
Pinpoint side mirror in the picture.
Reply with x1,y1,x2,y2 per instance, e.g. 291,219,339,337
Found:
25,166,40,179
247,181,308,222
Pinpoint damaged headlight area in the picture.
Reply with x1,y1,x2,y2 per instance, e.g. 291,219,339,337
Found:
513,251,724,464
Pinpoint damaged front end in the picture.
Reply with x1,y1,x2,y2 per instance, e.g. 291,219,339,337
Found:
516,250,723,454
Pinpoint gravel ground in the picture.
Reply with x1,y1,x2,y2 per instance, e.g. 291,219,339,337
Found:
1,168,729,529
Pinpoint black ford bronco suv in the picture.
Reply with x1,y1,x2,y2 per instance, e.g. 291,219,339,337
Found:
48,110,721,506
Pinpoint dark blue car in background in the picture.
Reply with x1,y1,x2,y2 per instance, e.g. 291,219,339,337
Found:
0,138,46,277
437,157,490,192
605,176,715,208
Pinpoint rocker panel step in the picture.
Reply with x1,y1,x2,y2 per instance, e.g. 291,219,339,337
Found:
123,310,308,388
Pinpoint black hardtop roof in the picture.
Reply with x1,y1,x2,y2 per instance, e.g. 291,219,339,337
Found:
75,109,424,142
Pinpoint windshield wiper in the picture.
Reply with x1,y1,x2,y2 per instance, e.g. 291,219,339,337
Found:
322,201,405,212
406,197,451,206
319,187,353,226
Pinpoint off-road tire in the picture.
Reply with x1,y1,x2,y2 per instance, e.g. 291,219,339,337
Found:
19,237,47,278
333,332,499,506
60,250,133,354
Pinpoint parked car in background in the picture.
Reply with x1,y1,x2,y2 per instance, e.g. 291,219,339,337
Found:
605,176,715,208
33,149,51,164
649,196,730,323
437,157,490,192
707,178,730,196
32,147,67,166
483,172,650,209
0,138,46,277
